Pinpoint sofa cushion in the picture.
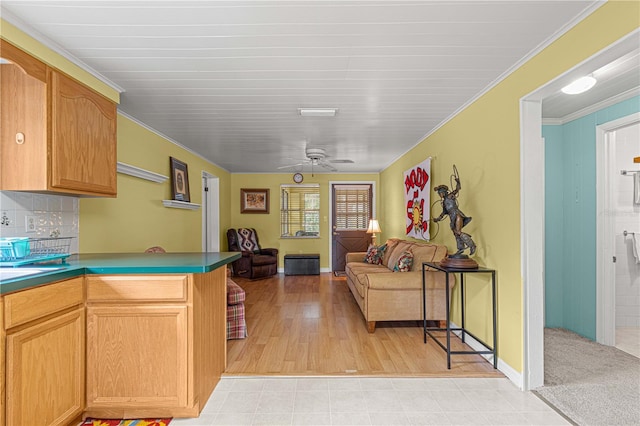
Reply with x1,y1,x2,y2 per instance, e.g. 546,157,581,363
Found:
392,251,413,272
364,244,386,265
346,262,388,298
386,240,412,269
381,238,401,266
408,243,448,271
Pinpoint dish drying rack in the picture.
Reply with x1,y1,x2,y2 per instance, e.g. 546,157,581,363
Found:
0,237,74,267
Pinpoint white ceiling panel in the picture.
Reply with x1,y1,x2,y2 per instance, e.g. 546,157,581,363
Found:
3,0,632,173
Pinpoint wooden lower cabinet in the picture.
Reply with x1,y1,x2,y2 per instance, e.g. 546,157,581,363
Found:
85,269,227,419
0,268,227,422
0,301,5,426
3,278,85,426
86,305,190,414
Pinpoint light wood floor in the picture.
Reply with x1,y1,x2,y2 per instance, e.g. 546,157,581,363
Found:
226,273,503,378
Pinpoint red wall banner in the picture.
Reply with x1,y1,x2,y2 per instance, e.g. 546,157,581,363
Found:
404,158,431,240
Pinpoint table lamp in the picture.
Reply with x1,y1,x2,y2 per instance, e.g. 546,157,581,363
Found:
366,219,382,245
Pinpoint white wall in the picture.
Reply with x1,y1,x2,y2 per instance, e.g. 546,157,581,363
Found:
615,122,640,328
0,191,80,254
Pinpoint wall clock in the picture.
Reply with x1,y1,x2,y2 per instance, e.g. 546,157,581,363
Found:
293,172,304,183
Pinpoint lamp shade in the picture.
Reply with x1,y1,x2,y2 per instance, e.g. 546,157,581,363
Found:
366,219,381,234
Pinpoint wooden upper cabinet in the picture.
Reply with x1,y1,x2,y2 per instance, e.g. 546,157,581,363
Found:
49,70,117,195
0,40,117,196
0,40,48,191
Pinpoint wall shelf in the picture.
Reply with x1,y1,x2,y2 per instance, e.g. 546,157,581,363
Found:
117,162,168,183
162,200,201,210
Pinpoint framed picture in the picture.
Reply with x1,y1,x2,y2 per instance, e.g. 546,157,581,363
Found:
170,157,191,202
240,188,270,214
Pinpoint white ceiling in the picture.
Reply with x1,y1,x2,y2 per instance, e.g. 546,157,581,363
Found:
3,0,634,174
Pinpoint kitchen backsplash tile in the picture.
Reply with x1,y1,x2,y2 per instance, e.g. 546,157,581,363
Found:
0,191,79,254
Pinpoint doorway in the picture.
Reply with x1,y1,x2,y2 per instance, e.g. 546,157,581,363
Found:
521,32,639,391
596,115,640,353
329,182,376,273
202,172,220,252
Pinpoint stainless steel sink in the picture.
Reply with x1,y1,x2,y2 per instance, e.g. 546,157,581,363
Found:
0,267,64,280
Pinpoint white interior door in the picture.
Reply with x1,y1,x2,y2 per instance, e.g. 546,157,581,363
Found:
202,172,220,252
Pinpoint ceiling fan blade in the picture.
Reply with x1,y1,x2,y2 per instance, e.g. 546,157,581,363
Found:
277,163,304,170
318,161,337,172
329,159,354,164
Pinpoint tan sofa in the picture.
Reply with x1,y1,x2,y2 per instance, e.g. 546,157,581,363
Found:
345,238,452,333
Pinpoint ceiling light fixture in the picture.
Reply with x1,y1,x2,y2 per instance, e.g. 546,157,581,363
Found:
298,108,337,117
561,75,597,95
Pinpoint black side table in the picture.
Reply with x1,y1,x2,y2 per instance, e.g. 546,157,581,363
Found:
422,262,497,369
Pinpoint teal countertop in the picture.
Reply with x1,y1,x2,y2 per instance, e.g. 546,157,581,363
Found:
0,252,241,295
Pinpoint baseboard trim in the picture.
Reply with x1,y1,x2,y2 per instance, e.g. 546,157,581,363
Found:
449,321,523,390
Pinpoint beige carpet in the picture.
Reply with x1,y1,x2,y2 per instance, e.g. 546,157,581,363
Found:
534,328,640,426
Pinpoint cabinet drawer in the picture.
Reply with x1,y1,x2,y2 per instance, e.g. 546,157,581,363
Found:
86,275,189,302
4,277,84,329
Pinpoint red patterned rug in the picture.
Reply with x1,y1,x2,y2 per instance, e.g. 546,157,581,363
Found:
82,419,171,426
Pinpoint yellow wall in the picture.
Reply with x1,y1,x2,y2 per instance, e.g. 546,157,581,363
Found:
80,115,231,253
380,1,640,373
229,173,379,268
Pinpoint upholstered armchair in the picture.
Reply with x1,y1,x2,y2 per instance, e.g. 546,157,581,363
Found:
227,228,278,279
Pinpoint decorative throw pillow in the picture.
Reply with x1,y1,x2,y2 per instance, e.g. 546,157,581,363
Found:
393,251,414,272
237,228,260,253
364,244,387,265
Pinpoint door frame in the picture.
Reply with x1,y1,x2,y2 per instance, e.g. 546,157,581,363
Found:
520,31,639,391
328,180,377,272
201,171,220,252
596,112,640,346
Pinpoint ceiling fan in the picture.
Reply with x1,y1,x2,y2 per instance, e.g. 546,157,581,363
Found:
278,147,353,174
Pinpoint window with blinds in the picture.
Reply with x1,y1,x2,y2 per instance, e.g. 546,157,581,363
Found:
280,184,320,237
334,185,372,230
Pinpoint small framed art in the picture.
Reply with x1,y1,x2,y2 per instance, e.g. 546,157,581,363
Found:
170,157,191,202
240,188,270,214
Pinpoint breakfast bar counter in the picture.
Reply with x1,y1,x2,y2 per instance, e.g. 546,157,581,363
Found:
0,251,240,424
0,251,240,294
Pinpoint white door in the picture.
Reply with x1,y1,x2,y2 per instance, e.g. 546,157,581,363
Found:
202,172,220,252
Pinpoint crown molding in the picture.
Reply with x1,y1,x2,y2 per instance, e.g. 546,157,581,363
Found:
384,0,607,173
557,87,640,124
1,8,124,93
117,111,230,173
542,88,640,125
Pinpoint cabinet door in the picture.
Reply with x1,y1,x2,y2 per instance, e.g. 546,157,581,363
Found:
0,40,48,190
5,308,85,426
49,70,117,196
86,305,189,409
1,300,5,426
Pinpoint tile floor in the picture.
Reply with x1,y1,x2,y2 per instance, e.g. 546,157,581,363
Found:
171,377,570,426
615,326,640,358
